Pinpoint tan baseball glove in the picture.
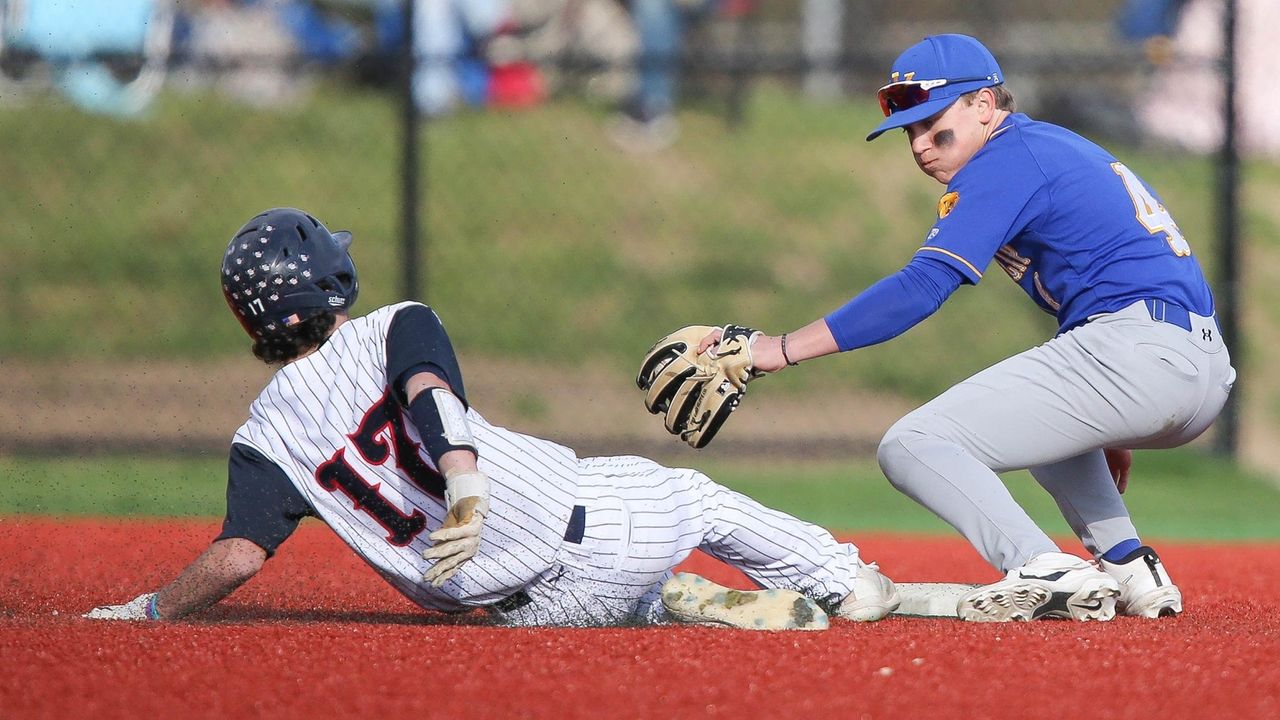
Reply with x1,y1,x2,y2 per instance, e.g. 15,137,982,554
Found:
636,324,763,448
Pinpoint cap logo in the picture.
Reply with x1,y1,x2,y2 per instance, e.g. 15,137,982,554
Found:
890,71,917,82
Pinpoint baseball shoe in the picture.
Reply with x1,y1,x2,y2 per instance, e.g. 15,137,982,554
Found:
957,551,1121,622
1098,545,1183,618
831,561,901,622
661,572,829,631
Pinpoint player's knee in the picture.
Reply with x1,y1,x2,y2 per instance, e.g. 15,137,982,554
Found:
877,419,929,490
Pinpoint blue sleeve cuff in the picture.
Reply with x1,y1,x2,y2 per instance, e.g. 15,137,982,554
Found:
823,256,964,351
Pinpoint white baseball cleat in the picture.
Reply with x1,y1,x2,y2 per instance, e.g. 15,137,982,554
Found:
833,561,901,622
957,552,1121,622
1098,545,1183,618
661,572,829,631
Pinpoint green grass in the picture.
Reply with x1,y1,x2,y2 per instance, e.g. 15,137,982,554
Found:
0,455,230,517
4,447,1278,541
6,83,1275,404
699,448,1280,541
5,82,1280,524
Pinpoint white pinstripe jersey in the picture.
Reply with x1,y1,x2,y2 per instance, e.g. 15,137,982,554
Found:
233,302,580,612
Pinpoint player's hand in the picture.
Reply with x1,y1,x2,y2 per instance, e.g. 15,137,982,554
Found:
695,328,724,355
84,592,157,621
423,496,488,587
1104,448,1132,494
639,324,767,448
697,328,786,375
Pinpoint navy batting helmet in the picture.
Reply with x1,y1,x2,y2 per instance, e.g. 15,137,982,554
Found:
221,208,359,338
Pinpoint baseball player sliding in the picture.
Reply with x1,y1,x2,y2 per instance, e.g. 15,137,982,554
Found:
645,34,1235,622
85,207,899,630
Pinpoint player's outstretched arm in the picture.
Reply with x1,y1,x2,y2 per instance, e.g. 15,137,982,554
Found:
85,538,266,620
723,319,841,373
404,371,489,588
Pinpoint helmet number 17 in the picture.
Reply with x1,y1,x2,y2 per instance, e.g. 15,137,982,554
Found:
1112,162,1192,257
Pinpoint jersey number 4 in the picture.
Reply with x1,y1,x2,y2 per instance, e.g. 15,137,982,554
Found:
315,389,446,546
1112,162,1192,257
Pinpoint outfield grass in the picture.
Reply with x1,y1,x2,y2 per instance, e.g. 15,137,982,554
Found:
3,447,1277,541
700,448,1280,541
6,84,1278,406
5,84,1279,533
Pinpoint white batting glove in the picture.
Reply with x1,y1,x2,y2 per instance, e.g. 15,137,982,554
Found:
84,592,158,621
423,495,488,588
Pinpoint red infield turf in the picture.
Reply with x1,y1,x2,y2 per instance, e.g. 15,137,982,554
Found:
1,518,1276,719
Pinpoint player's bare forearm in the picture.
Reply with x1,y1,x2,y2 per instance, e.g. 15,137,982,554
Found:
753,320,840,372
694,320,838,374
152,538,266,619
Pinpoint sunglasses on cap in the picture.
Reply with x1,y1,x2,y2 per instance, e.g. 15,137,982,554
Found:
876,76,994,117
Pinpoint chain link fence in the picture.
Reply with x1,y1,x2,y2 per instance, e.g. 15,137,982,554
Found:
3,0,1265,464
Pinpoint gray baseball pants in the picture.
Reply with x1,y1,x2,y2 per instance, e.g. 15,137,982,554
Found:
877,300,1236,571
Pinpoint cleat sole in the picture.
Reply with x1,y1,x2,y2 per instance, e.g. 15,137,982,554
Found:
662,573,829,631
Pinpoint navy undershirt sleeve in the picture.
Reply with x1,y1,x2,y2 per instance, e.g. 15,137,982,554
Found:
824,256,965,352
386,304,467,406
215,443,314,557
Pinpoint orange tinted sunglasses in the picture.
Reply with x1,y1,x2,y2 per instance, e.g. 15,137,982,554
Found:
877,77,992,116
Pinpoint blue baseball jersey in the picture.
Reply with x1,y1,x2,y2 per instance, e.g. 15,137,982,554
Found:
919,113,1214,331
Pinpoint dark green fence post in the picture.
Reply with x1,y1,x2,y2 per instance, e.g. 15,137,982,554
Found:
400,0,422,302
1214,0,1240,458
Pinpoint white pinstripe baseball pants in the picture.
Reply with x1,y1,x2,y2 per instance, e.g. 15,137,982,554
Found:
492,455,862,627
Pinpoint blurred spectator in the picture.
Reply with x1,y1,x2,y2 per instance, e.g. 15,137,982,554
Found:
0,0,174,117
1037,0,1200,149
279,0,362,64
409,0,512,116
179,0,301,106
373,0,634,118
497,0,637,105
606,0,717,153
1115,0,1187,43
176,0,361,109
1138,0,1280,159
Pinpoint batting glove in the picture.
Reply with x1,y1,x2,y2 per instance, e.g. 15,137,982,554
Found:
84,592,159,621
423,495,488,588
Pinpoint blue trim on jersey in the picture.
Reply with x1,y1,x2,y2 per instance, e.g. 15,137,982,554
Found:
824,256,964,352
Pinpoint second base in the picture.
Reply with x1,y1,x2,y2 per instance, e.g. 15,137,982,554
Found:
892,583,980,618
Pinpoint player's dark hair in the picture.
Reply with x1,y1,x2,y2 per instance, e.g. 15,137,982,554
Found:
251,312,337,365
963,85,1016,112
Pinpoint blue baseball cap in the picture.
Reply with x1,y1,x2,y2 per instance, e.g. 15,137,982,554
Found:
866,34,1004,141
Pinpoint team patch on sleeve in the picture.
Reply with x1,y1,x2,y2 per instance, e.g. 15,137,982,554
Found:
937,191,959,219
